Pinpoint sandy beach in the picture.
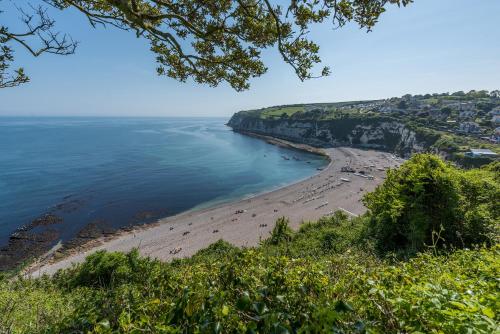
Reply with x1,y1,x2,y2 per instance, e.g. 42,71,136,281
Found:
28,144,402,277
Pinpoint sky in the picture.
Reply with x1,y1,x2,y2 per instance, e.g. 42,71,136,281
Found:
1,0,499,117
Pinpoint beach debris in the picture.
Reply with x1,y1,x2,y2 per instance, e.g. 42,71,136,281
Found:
169,226,174,231
341,178,351,182
341,166,355,173
234,209,246,214
317,167,324,171
213,229,219,233
188,222,192,226
273,209,278,212
182,231,190,236
303,195,325,204
170,247,182,255
252,213,257,217
259,223,268,228
231,218,238,222
315,202,329,210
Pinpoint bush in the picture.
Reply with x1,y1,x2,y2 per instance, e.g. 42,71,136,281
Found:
265,216,293,245
363,154,499,255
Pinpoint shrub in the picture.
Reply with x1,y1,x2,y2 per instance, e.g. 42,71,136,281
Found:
363,154,499,255
265,217,293,245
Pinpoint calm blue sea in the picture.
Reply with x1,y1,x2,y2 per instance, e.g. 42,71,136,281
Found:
0,117,327,246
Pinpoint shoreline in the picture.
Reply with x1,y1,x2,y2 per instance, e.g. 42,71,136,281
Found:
26,138,402,277
24,137,329,273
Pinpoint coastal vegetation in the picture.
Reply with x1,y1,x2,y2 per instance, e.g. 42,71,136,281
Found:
1,155,498,333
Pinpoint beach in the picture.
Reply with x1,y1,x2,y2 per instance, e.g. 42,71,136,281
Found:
27,144,402,277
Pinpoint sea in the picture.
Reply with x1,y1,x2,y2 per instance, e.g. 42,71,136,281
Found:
0,117,327,247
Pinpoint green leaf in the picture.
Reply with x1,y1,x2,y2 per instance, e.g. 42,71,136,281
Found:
334,300,354,313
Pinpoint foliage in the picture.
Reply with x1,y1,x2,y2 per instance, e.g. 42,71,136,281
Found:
1,0,413,90
0,1,77,88
264,216,293,245
363,154,499,255
1,221,498,333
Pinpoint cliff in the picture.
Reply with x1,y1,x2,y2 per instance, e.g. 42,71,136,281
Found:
227,113,434,157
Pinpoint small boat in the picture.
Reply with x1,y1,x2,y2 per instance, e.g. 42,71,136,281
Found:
282,155,290,160
341,178,351,182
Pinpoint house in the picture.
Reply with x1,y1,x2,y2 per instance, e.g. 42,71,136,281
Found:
458,102,476,112
492,127,500,144
458,122,481,134
459,110,476,119
465,149,498,158
490,106,500,116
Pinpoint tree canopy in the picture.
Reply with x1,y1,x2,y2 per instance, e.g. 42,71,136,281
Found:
363,155,499,255
1,0,412,90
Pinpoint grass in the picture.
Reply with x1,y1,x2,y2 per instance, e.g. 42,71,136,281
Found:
259,105,305,119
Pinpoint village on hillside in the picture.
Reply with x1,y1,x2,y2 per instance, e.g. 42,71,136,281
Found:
243,90,500,160
349,90,500,145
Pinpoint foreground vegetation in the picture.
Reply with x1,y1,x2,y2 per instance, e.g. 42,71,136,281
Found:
1,156,499,333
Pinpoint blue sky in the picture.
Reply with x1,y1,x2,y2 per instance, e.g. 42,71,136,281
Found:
1,0,499,117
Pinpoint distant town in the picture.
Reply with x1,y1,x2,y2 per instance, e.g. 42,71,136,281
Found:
345,90,500,145
233,90,500,163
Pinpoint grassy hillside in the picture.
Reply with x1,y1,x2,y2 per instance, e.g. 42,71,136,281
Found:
233,92,500,160
1,156,499,333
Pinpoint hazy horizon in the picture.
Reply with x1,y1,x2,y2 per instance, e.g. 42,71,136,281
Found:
1,0,499,117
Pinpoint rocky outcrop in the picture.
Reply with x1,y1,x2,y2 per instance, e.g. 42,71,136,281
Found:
227,113,430,157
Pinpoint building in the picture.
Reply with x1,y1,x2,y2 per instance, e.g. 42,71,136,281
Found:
490,106,500,116
459,110,476,119
458,102,476,112
466,149,498,158
458,122,481,134
493,127,500,144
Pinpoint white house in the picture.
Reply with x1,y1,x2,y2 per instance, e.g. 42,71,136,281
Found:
458,122,481,134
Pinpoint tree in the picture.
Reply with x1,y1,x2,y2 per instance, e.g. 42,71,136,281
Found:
397,100,408,109
0,2,77,88
363,154,499,255
1,0,412,90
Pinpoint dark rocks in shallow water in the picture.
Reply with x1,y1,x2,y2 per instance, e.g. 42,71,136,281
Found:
0,214,64,270
59,220,117,252
0,223,61,271
31,214,63,227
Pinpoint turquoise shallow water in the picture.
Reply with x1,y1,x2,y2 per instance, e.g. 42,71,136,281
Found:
0,117,327,247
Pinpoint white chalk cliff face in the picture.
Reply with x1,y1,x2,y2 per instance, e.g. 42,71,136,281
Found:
227,114,429,157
